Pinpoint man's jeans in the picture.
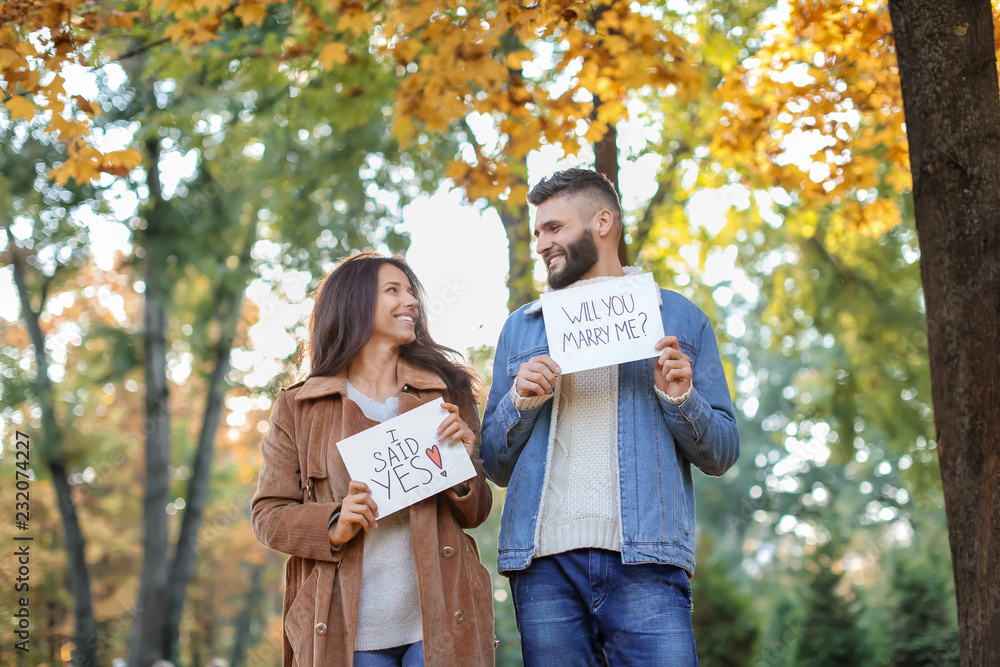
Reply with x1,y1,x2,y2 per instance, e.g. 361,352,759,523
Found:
510,549,699,666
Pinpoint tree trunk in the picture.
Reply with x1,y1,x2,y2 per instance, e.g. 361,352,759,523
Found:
229,563,264,667
9,247,100,667
592,115,626,267
500,200,538,312
163,221,256,664
887,2,1000,664
587,31,626,265
128,138,174,667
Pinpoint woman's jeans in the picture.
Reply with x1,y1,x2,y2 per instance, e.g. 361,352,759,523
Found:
353,641,424,667
510,549,699,666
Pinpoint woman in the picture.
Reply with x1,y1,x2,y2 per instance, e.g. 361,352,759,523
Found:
252,252,495,667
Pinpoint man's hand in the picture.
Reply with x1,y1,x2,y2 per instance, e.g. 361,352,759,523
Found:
654,336,692,399
328,480,378,547
515,355,561,398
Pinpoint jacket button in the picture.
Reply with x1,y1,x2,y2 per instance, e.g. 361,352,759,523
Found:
315,623,327,636
454,610,465,623
442,546,455,558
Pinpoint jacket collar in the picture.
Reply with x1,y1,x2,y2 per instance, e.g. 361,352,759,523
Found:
524,266,655,315
293,358,447,401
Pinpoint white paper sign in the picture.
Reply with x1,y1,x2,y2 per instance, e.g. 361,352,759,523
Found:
540,273,665,374
336,399,477,518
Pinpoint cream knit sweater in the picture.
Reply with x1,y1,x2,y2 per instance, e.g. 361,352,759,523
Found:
512,271,645,557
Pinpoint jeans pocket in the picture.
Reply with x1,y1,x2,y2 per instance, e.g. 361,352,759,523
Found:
672,566,694,611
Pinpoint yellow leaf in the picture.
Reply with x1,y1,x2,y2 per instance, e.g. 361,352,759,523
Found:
164,20,196,43
15,40,37,57
194,0,231,11
394,39,421,65
47,74,66,98
107,11,139,30
234,1,268,27
505,50,533,69
101,148,142,176
165,0,194,17
47,114,88,141
5,95,35,121
0,47,21,68
317,42,349,68
393,115,415,149
49,147,101,185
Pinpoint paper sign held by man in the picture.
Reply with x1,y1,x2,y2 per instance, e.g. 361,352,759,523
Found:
540,272,665,374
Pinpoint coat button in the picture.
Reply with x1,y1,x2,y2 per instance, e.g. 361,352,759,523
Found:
442,546,455,558
315,623,327,636
454,610,465,623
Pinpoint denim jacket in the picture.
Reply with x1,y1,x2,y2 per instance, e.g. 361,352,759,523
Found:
481,286,739,576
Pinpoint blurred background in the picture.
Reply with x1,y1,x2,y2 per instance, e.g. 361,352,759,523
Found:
2,0,986,665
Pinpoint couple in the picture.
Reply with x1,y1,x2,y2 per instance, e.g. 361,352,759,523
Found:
251,168,740,666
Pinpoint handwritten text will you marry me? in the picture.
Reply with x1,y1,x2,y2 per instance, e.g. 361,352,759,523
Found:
560,292,651,352
541,273,665,375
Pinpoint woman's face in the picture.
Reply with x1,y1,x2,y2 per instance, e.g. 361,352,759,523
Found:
370,263,419,347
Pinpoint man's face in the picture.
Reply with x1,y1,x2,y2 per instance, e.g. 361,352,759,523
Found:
533,195,600,289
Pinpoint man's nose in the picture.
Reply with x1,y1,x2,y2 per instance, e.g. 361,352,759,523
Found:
535,234,550,257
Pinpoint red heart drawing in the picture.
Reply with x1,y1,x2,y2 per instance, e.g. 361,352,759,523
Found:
426,445,446,476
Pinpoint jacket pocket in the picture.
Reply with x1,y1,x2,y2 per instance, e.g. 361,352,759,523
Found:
284,565,319,657
462,533,489,595
506,346,550,378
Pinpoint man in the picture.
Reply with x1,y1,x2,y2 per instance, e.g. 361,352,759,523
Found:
481,168,739,665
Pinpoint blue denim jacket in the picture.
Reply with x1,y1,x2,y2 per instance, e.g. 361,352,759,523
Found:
482,287,739,576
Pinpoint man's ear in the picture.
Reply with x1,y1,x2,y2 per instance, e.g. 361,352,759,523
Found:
594,208,617,240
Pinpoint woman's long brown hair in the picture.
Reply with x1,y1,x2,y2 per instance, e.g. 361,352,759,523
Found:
299,251,481,406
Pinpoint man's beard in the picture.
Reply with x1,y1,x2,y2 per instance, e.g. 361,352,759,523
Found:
546,229,599,289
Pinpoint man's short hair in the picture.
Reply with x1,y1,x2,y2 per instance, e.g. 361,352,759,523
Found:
527,168,623,233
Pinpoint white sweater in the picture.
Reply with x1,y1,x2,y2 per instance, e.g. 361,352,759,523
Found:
345,382,423,651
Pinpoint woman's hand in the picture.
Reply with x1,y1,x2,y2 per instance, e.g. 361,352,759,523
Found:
438,402,476,458
438,402,477,495
328,480,379,547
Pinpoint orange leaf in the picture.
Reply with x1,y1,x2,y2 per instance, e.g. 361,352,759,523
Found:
73,95,99,115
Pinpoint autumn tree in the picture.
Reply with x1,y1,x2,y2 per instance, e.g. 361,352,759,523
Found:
3,132,102,665
5,4,454,665
886,2,1000,663
7,0,996,662
712,1,1000,660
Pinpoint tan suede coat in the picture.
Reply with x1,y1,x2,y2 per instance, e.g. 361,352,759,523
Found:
251,361,495,667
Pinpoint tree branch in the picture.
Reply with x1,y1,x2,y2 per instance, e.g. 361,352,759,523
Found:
460,117,487,167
